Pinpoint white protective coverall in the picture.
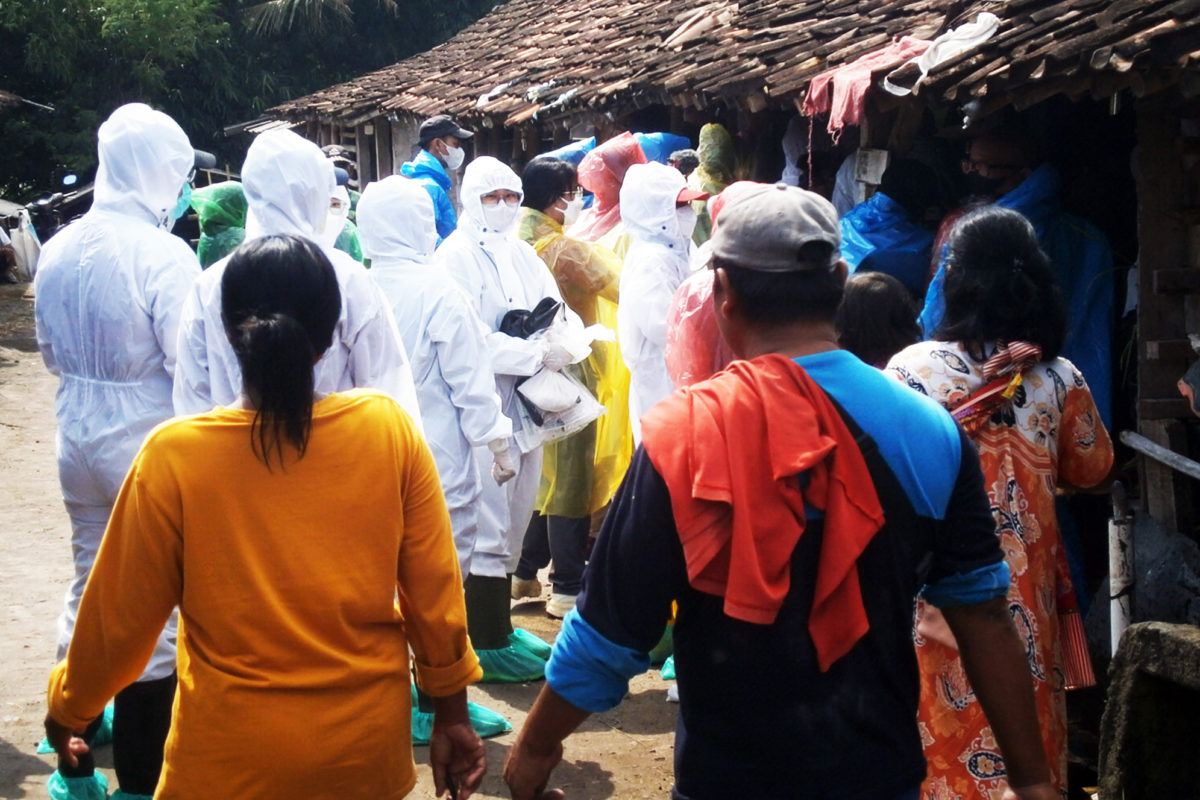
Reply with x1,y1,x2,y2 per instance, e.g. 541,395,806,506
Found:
617,161,696,443
433,156,577,578
34,103,198,680
172,130,422,428
358,175,511,576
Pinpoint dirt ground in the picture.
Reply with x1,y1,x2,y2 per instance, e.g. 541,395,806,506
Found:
0,281,676,799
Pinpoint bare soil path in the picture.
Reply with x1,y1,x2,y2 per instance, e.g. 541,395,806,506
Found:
0,281,675,799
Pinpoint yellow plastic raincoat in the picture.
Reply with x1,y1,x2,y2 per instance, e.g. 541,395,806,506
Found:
518,207,632,517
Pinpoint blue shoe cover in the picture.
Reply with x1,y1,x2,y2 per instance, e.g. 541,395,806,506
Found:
47,770,108,800
660,654,676,680
477,642,547,683
509,628,552,660
39,705,113,754
110,792,153,800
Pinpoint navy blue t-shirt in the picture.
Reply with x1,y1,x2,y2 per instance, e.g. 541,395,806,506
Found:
545,351,1006,800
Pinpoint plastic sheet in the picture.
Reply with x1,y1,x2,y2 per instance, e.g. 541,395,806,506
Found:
634,132,692,165
539,136,596,166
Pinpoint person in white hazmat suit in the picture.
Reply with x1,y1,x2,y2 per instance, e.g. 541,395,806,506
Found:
34,102,201,800
172,129,422,426
356,173,515,741
616,161,707,443
433,156,579,682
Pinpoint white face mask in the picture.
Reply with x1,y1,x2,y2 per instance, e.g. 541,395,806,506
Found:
676,205,698,239
442,144,465,171
481,199,520,233
560,195,584,227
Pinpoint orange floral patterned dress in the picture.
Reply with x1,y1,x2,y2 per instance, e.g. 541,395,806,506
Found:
887,341,1113,800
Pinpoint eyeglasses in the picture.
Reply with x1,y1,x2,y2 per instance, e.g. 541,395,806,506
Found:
481,191,521,206
186,167,198,184
560,188,583,202
961,158,1021,177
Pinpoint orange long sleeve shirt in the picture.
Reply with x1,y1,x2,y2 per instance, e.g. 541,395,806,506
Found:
48,390,480,799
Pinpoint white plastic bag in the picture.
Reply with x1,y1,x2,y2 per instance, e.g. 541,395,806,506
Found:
9,209,41,281
512,367,606,453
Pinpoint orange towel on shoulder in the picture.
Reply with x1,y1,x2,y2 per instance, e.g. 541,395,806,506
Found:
641,353,884,671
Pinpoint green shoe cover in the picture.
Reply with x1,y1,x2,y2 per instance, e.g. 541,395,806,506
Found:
660,654,676,680
477,643,547,683
39,705,113,754
47,770,108,800
467,701,512,739
111,792,153,800
509,628,552,660
411,701,512,745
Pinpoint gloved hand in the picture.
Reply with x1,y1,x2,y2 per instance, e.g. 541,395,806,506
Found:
541,342,573,372
489,438,517,485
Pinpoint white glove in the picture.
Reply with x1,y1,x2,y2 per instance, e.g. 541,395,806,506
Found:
541,341,573,372
488,438,517,485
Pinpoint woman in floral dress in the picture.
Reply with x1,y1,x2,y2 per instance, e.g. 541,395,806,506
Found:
887,207,1113,799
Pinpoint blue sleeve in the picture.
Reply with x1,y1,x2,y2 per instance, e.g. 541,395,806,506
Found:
921,430,1008,603
545,609,651,712
921,560,1011,608
543,448,686,711
434,189,457,239
918,261,946,339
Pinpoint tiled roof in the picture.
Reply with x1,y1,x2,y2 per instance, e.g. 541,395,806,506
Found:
268,0,1200,127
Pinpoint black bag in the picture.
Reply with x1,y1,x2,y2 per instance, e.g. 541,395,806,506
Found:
499,297,561,339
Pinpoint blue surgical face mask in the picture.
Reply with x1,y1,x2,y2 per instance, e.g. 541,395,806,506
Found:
167,182,192,228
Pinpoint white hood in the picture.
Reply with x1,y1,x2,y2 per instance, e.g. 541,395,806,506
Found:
92,103,193,228
620,161,692,250
241,129,334,240
357,175,437,265
458,156,524,243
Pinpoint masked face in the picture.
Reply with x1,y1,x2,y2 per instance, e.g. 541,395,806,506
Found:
441,140,465,171
675,205,698,239
556,190,584,227
166,181,192,229
319,196,347,247
482,199,520,233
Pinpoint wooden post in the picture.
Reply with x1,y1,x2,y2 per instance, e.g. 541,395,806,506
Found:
1136,90,1194,534
374,116,393,178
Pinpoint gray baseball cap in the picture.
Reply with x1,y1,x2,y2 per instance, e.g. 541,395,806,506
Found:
709,183,841,272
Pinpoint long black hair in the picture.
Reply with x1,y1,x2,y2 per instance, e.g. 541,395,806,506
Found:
221,234,341,468
937,206,1067,361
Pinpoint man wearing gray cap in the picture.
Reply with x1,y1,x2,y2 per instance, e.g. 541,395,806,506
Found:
503,185,1057,800
399,114,473,242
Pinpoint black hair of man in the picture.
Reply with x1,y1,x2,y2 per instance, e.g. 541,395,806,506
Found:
835,271,920,367
937,205,1067,360
712,242,844,327
522,157,577,212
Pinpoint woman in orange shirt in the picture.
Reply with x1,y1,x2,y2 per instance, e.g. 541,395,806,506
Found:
45,234,485,799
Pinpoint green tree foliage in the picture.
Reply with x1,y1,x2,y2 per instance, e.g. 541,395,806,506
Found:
0,0,499,198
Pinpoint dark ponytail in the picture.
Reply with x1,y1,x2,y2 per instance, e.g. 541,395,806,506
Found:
221,235,341,468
